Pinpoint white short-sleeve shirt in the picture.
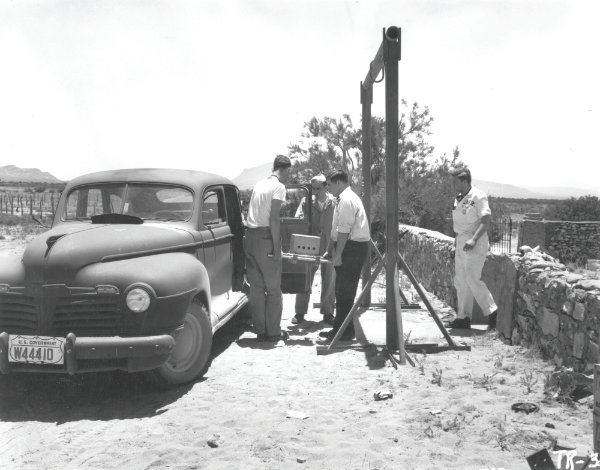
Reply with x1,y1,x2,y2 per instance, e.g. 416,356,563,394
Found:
246,175,286,228
331,187,370,242
452,186,491,236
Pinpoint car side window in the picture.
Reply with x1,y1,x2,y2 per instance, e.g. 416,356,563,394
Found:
202,188,227,225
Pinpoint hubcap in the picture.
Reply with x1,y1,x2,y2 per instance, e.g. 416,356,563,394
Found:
165,312,202,372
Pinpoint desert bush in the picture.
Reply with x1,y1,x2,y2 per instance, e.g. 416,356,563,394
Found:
519,371,538,394
0,214,22,226
544,195,600,221
0,214,51,230
431,368,443,386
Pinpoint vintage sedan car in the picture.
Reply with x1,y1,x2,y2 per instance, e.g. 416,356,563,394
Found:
0,169,312,386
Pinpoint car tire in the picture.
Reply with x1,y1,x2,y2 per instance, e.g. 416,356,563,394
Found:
150,299,213,387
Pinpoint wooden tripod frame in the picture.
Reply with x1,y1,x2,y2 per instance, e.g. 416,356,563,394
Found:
317,239,470,362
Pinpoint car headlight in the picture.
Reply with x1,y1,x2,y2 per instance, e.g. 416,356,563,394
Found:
126,287,152,313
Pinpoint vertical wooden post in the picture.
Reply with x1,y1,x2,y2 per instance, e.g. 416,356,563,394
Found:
361,83,373,307
384,27,401,350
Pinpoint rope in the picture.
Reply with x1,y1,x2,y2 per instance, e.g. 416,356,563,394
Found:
369,60,385,83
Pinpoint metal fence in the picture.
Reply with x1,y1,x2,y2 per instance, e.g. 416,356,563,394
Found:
489,216,513,253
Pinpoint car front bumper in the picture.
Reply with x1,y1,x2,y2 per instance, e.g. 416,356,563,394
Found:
0,331,176,375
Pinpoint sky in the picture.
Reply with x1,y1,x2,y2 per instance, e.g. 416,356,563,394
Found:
1,0,598,191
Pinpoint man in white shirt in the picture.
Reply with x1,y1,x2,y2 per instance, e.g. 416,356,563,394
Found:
245,155,291,341
319,170,370,341
448,166,498,330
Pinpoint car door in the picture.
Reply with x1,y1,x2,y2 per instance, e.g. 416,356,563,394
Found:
200,186,233,298
279,185,312,294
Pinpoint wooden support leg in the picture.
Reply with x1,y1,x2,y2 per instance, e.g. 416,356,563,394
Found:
396,250,456,349
327,255,386,350
393,267,406,365
370,239,410,305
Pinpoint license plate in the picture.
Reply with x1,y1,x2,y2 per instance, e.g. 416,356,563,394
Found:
8,335,65,365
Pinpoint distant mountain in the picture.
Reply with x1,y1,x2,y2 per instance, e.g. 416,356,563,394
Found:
232,162,272,190
521,185,600,199
0,165,63,183
472,179,552,199
232,162,596,199
475,179,599,199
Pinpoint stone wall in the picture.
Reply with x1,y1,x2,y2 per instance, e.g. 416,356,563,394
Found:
511,249,600,373
400,224,600,372
519,219,600,265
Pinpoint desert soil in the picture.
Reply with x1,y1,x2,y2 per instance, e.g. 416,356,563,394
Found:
0,226,595,470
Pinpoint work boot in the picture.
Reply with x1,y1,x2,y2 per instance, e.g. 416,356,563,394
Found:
322,314,335,325
487,310,498,331
266,330,289,342
319,329,336,339
291,315,304,325
447,317,471,329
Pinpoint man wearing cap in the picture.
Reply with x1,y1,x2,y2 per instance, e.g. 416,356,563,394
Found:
292,174,336,325
245,155,292,341
448,166,498,330
319,170,370,342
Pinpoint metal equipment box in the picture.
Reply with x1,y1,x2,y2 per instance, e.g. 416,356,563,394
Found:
289,234,321,256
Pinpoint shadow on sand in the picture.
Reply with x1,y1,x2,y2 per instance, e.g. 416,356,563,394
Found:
0,316,249,424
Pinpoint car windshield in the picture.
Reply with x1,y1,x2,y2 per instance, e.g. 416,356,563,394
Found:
63,183,194,221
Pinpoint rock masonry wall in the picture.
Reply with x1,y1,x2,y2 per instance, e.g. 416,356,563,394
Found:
399,224,600,372
519,219,600,265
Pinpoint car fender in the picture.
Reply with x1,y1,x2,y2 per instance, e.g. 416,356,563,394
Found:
74,251,212,311
0,254,26,287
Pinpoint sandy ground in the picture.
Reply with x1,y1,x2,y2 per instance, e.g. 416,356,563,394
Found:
0,228,595,470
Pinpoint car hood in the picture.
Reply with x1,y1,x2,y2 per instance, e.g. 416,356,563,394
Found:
22,223,196,284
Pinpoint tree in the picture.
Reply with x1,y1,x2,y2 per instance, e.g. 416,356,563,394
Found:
543,195,600,221
287,102,463,240
287,114,361,184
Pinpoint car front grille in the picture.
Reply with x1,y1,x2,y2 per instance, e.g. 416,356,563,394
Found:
52,294,121,334
0,287,124,335
0,293,38,333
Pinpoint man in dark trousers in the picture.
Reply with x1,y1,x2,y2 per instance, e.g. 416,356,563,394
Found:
319,170,370,341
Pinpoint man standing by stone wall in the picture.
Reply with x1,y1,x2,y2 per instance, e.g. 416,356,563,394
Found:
448,166,498,330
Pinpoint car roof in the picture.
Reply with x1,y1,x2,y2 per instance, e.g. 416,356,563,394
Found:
65,168,234,190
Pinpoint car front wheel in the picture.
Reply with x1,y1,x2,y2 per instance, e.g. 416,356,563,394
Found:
150,299,213,387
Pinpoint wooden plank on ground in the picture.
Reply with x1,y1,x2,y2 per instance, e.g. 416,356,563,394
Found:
404,343,471,353
316,342,375,355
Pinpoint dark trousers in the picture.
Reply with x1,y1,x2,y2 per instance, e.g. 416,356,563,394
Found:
334,240,368,338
